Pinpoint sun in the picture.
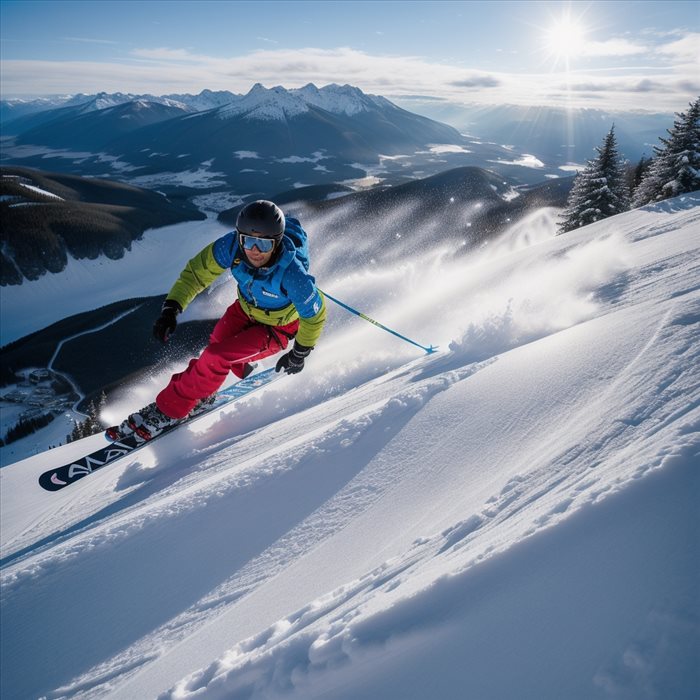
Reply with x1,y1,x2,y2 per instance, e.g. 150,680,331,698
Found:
544,16,588,60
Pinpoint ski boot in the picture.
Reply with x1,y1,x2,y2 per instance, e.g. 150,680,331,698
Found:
189,394,217,417
105,402,182,442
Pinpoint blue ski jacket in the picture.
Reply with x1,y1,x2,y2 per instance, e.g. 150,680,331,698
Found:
165,217,326,347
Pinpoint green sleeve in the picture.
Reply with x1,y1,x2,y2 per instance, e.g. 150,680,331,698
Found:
166,243,226,311
296,292,327,347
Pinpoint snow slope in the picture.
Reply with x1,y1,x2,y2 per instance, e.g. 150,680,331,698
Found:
0,194,698,700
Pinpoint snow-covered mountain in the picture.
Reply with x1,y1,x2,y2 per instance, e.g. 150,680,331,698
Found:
1,193,698,699
162,88,238,112
210,82,394,121
214,83,311,121
294,82,394,116
1,85,570,190
102,83,464,167
0,90,233,129
1,84,419,128
69,91,188,113
0,94,93,124
7,100,192,151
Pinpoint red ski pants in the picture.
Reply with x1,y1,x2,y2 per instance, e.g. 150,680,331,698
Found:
156,300,298,419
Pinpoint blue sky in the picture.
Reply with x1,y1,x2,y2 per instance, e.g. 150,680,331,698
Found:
1,0,698,110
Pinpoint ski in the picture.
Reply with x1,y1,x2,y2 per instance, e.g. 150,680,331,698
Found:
38,368,282,492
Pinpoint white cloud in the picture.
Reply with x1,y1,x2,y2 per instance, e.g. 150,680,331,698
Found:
131,47,205,61
580,38,648,57
1,47,504,99
655,32,700,62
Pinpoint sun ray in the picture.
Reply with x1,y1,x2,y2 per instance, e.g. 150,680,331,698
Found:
545,16,587,60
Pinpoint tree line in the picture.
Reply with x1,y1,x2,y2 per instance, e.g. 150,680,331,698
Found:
559,98,700,234
0,412,56,447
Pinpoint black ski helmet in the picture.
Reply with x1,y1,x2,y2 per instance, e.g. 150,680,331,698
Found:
236,200,285,242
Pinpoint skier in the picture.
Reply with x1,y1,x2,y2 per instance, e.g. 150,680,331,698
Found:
108,200,326,441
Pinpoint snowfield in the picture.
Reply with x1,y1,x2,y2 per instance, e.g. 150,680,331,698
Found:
1,194,699,699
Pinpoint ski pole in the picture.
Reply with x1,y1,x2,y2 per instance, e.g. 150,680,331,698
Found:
319,289,438,355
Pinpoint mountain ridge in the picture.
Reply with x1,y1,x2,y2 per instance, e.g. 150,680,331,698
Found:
1,83,416,128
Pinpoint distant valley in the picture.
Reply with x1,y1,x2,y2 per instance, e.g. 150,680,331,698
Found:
391,99,674,165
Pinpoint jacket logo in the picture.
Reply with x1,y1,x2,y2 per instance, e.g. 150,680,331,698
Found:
261,289,280,299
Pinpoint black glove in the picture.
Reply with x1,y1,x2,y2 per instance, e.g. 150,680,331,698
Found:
275,341,312,374
153,300,182,343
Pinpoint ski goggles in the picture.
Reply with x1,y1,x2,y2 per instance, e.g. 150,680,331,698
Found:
239,234,276,253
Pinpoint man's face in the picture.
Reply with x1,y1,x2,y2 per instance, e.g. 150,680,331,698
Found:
246,245,274,268
239,234,276,267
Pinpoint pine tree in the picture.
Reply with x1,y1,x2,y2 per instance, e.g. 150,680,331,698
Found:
633,155,652,189
559,126,630,234
98,391,107,418
633,98,700,207
66,395,107,443
84,400,99,435
68,421,83,443
625,155,652,194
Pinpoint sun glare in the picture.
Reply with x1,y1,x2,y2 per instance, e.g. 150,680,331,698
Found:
545,17,587,60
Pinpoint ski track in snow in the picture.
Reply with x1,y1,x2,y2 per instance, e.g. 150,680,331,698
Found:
1,194,699,700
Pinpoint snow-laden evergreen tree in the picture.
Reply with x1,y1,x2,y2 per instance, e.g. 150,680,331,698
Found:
67,421,83,443
98,390,107,417
633,98,700,207
83,400,100,435
558,126,630,234
66,397,106,443
626,155,652,194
